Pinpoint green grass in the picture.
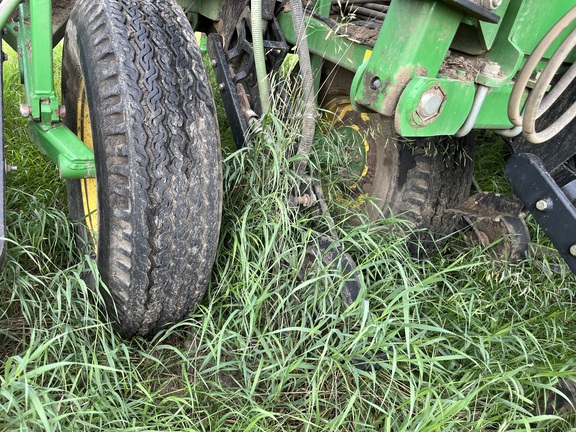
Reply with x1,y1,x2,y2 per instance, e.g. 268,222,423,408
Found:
1,43,576,431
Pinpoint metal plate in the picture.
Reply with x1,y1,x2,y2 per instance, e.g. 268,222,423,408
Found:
506,153,576,273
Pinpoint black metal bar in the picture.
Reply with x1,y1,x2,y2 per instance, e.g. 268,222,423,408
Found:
207,34,250,149
438,0,500,23
506,153,576,273
562,179,576,202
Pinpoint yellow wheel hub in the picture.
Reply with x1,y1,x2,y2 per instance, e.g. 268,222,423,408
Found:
78,79,98,248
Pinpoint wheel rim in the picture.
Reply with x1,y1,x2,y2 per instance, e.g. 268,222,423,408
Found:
323,95,370,185
77,79,98,248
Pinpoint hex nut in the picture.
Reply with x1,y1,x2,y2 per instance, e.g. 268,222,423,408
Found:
416,87,445,121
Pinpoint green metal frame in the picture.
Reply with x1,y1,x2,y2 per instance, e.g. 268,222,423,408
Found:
4,0,94,179
4,0,576,166
276,0,576,138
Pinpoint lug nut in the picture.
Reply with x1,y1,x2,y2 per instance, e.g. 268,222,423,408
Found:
19,103,32,118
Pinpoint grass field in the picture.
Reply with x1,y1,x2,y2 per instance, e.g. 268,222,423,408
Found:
1,41,576,431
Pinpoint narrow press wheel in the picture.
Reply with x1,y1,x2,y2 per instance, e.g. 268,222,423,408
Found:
62,0,222,337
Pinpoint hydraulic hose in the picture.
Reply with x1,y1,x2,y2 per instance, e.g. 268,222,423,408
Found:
290,0,317,175
0,0,21,30
251,0,270,114
508,5,576,143
455,85,489,137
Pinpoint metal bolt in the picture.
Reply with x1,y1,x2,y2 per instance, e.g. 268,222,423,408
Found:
482,61,501,77
570,244,576,257
55,105,66,118
416,87,445,120
5,163,17,173
218,83,225,91
293,194,314,208
211,59,217,67
536,199,549,211
479,0,502,10
370,77,382,90
19,103,32,118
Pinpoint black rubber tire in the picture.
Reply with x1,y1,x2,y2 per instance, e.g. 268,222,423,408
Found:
62,0,222,337
321,68,474,253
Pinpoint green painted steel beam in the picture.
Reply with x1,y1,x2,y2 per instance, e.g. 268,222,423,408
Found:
17,2,58,122
6,0,95,179
28,123,96,179
277,11,371,73
394,77,475,137
350,0,464,117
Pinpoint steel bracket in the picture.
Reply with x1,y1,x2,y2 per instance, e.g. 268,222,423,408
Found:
207,34,250,149
506,153,576,273
4,1,95,179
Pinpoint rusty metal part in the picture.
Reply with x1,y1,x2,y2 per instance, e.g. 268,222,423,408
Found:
467,216,530,263
301,235,362,306
450,192,530,262
236,83,259,124
290,193,316,208
55,104,66,119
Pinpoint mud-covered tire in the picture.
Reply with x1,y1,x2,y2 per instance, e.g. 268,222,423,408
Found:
323,88,474,253
62,0,222,337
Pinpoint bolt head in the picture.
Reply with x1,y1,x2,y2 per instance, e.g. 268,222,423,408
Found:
218,83,225,91
56,105,67,119
416,87,445,121
370,77,382,90
4,162,17,173
570,244,576,257
536,199,549,211
482,61,501,77
19,104,31,118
